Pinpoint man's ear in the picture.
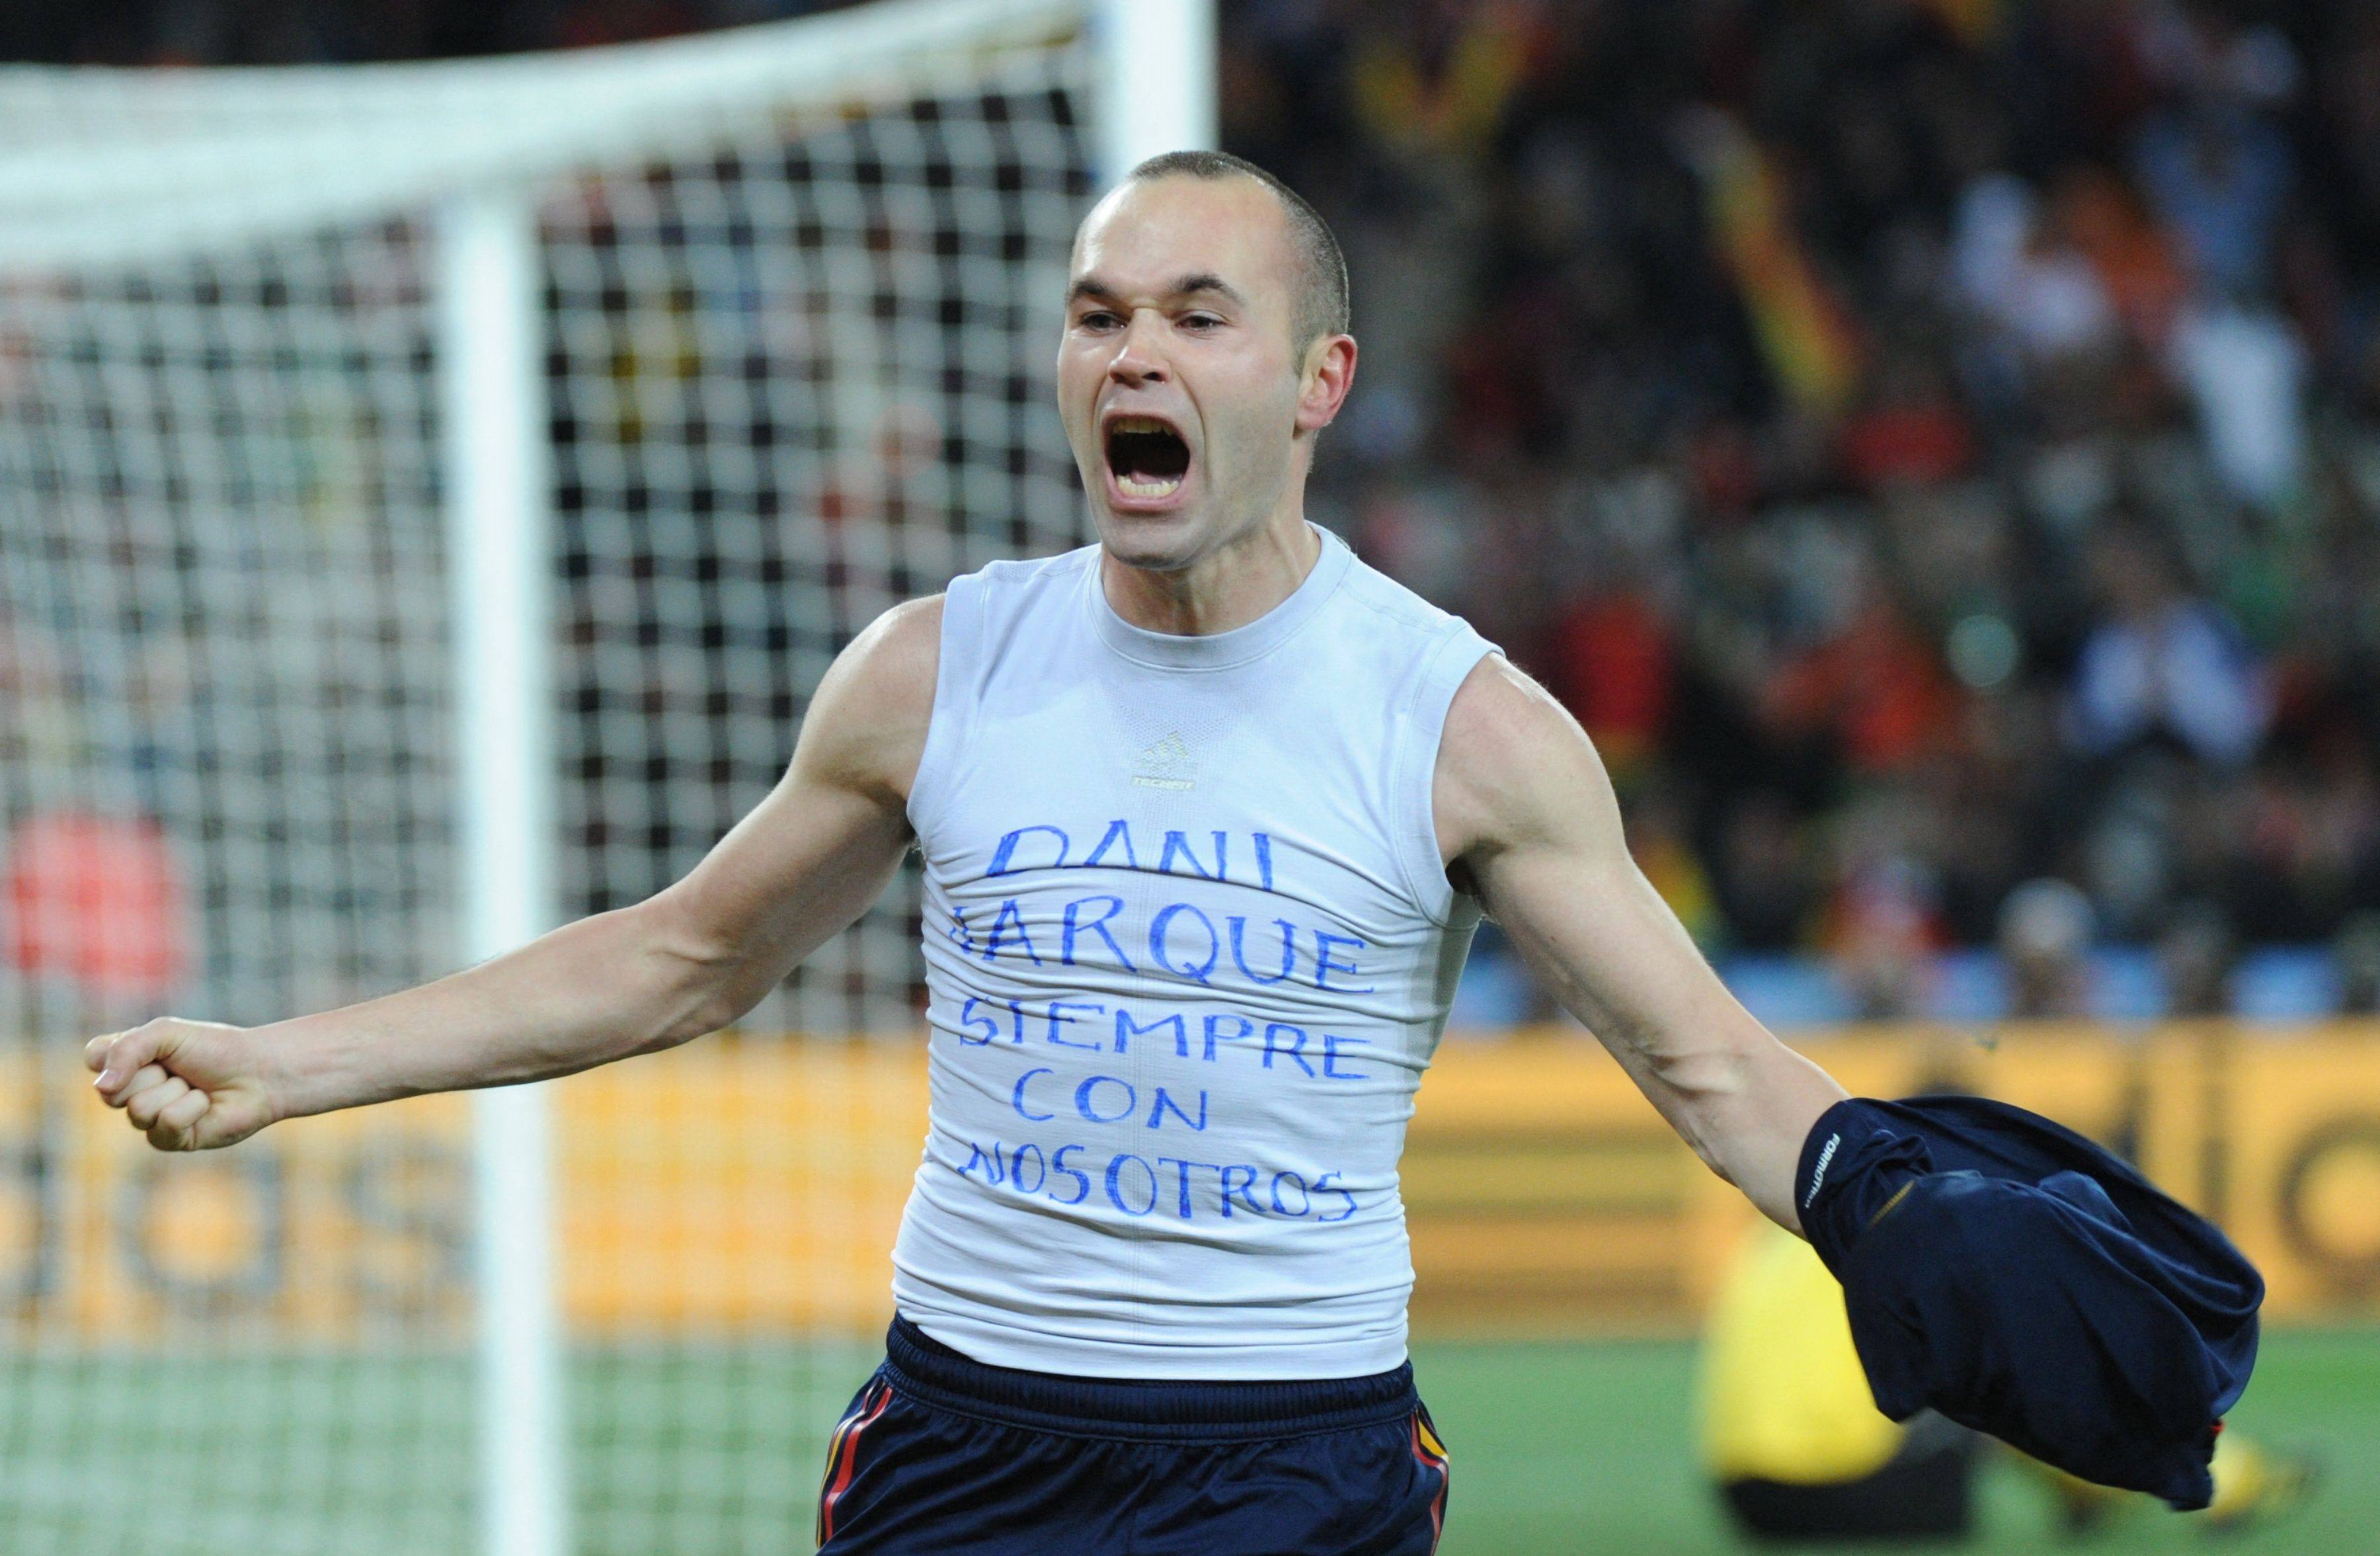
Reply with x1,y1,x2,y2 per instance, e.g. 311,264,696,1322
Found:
1294,333,1357,434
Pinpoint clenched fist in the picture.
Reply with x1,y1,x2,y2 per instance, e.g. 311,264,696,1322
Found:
87,1019,280,1151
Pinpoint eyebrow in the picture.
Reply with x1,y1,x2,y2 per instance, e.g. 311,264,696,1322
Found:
1066,272,1247,309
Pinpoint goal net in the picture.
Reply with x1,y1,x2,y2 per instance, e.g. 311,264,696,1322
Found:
0,1,1203,1550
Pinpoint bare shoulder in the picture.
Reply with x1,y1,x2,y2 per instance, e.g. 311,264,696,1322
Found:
794,594,945,805
1433,651,1622,873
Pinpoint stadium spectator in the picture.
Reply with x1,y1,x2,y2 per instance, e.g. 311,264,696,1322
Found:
2337,912,2380,1015
1822,786,1947,1022
1541,563,1675,781
1999,876,2095,1020
2168,298,2309,508
2067,525,2269,770
2159,898,2240,1016
1953,173,2124,368
1713,793,1817,955
2133,101,2295,304
1761,563,1964,777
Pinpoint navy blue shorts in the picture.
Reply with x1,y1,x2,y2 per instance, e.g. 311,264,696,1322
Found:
814,1317,1450,1554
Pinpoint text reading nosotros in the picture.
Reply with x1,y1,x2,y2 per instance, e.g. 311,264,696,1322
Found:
953,1137,1359,1223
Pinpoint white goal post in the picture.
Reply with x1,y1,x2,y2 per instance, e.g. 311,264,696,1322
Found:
0,3,1212,1553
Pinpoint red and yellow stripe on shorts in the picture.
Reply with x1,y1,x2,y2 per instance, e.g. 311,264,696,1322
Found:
1409,1405,1450,1550
816,1378,893,1547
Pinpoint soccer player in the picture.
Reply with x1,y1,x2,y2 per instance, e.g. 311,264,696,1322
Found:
87,149,1854,1553
1700,1222,1982,1541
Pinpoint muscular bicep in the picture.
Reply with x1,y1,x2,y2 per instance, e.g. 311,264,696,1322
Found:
1434,657,1749,1068
645,596,942,1019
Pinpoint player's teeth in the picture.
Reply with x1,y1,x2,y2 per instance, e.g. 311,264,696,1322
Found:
1117,472,1182,497
1110,416,1171,434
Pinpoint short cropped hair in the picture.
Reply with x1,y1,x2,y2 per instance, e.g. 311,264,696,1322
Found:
1123,150,1351,354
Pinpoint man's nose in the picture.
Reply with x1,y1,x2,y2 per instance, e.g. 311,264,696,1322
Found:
1107,311,1169,387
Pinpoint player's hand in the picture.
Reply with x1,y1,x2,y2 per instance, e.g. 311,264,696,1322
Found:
85,1019,280,1152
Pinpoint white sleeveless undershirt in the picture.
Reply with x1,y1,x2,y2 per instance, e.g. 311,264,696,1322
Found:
893,524,1496,1379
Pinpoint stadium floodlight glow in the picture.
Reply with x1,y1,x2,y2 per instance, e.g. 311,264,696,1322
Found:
0,0,1211,1552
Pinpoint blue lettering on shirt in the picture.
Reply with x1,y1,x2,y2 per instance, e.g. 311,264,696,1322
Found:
1312,932,1374,993
1147,903,1220,983
1196,1013,1250,1062
1322,1032,1372,1080
1146,1086,1209,1131
987,825,1070,876
1081,819,1140,870
1047,1145,1091,1205
1158,829,1228,881
1156,1157,1218,1219
1074,1075,1137,1125
1115,1007,1187,1056
1010,1067,1055,1122
981,898,1043,965
957,997,1000,1045
1060,895,1136,971
1045,1001,1107,1051
1105,1153,1158,1216
1228,915,1298,985
1261,1022,1315,1077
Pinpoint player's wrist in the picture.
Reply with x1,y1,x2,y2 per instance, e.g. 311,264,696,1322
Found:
247,1018,326,1126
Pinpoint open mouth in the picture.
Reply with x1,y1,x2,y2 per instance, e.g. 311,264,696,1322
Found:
1103,415,1191,501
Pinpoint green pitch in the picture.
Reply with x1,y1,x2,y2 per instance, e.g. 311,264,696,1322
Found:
1418,1328,2379,1555
1,1330,2369,1553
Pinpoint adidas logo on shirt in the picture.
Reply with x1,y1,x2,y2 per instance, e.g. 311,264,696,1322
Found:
1132,732,1197,791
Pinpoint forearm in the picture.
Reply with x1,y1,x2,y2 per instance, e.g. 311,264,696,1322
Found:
1498,868,1847,1231
261,900,724,1120
1624,1022,1847,1233
93,608,932,1155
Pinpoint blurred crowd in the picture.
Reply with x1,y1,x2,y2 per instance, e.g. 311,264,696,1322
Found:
13,0,2380,1018
1218,0,2380,1016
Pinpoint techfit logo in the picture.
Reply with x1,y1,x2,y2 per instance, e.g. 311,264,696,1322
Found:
1132,731,1197,791
1804,1133,1841,1209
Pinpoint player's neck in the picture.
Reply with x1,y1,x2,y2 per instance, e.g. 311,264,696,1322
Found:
1100,512,1322,637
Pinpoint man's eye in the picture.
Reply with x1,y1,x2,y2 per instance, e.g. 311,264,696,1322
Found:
1078,310,1122,330
1179,314,1223,331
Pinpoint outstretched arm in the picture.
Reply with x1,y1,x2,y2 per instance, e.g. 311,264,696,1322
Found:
88,595,943,1151
1434,654,1846,1231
